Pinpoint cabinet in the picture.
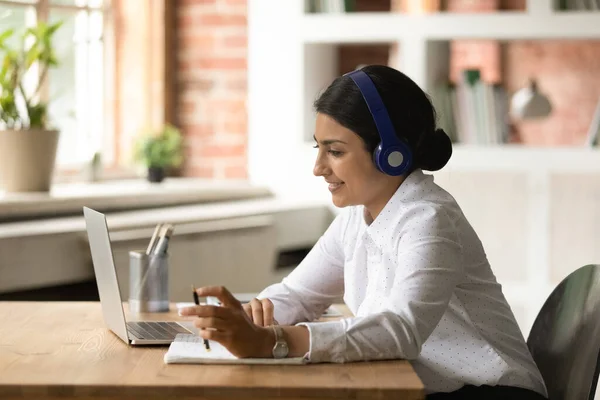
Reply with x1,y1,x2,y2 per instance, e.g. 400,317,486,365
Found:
0,198,334,302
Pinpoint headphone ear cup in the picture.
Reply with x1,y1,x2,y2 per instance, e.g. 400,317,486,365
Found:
373,145,384,173
373,141,413,176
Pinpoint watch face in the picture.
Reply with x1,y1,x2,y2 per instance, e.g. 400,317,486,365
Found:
273,341,289,359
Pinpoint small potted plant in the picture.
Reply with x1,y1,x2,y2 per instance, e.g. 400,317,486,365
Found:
0,21,63,192
134,124,183,183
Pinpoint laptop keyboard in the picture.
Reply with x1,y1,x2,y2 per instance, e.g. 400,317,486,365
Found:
127,321,191,341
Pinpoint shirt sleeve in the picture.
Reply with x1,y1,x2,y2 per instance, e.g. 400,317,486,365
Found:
298,206,465,363
256,210,348,326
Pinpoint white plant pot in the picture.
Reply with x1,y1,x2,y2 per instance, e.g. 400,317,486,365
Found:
0,129,60,193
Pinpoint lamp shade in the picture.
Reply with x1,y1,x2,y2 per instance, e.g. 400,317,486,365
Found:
510,79,552,120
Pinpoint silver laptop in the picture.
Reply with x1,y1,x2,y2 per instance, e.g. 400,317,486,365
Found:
83,206,195,345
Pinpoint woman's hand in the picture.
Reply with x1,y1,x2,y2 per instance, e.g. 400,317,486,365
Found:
242,297,277,327
179,286,275,358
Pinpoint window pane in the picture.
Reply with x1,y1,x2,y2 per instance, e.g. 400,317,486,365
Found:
0,5,30,57
0,5,28,33
48,10,79,165
0,4,35,129
0,0,35,9
49,8,103,166
88,11,103,160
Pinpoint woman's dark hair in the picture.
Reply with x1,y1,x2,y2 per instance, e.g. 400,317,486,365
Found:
313,65,452,172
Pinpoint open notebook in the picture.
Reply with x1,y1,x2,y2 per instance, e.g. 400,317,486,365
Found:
164,334,308,365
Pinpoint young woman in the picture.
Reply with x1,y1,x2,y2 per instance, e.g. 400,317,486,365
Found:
180,65,548,399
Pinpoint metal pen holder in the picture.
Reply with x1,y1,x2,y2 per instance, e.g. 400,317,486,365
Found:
128,250,169,313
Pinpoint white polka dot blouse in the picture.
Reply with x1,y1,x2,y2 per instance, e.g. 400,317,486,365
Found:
257,169,547,396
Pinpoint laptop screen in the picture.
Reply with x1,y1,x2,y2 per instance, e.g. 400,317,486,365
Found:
83,207,130,343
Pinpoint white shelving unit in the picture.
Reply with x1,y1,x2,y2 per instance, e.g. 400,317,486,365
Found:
248,0,600,334
449,144,600,171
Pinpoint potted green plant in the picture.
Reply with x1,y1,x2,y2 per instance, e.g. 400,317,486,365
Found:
134,124,183,183
0,21,63,192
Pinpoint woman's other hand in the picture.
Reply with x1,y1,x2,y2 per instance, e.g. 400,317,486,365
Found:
243,297,277,326
179,286,275,358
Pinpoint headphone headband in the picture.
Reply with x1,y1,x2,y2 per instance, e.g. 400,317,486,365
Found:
345,69,413,176
345,70,397,148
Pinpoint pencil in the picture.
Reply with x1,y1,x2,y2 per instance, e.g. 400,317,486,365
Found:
192,285,210,351
146,223,163,255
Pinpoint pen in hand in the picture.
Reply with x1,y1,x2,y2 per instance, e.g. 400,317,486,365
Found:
192,285,211,352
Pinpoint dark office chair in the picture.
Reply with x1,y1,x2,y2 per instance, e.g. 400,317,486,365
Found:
527,264,600,400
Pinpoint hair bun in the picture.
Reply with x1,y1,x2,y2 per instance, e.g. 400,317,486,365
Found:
416,128,452,172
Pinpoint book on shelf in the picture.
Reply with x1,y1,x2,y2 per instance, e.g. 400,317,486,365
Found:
306,0,356,13
585,97,600,147
432,69,509,146
558,0,600,10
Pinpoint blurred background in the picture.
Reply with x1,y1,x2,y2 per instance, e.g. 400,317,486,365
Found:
0,0,599,338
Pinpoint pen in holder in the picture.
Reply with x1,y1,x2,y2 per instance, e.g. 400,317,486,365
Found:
129,250,169,313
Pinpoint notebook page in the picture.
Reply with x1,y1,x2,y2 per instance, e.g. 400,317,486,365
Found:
163,334,307,365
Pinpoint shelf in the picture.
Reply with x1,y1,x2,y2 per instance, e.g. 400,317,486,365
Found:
304,0,530,14
447,144,600,171
301,12,600,42
0,179,272,221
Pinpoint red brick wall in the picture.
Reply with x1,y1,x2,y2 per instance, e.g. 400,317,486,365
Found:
503,41,600,145
176,0,248,179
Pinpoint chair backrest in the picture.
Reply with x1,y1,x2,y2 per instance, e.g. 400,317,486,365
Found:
527,264,600,400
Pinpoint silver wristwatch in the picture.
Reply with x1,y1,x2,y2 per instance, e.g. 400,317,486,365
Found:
271,325,289,359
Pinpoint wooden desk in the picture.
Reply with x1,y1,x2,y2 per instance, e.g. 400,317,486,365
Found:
0,302,424,400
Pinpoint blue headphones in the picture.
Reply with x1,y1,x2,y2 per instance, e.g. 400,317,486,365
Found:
346,69,413,176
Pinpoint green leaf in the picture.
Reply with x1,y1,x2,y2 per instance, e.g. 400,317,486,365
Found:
47,21,64,35
25,46,41,69
0,19,64,129
0,29,14,49
28,103,47,128
133,124,184,169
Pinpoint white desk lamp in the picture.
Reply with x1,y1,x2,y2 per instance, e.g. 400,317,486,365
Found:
510,79,552,120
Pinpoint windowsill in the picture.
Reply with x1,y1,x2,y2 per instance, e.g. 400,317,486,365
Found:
52,164,141,184
0,178,273,221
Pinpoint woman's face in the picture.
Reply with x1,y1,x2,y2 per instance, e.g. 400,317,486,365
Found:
313,113,402,214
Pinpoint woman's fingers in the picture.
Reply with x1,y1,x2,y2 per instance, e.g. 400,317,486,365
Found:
261,298,275,326
241,298,275,326
249,298,264,326
179,304,230,318
198,327,229,343
242,303,252,319
193,316,229,331
181,287,276,327
195,286,241,309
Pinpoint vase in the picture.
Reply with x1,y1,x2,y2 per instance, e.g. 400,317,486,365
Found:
147,167,165,183
0,129,60,192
